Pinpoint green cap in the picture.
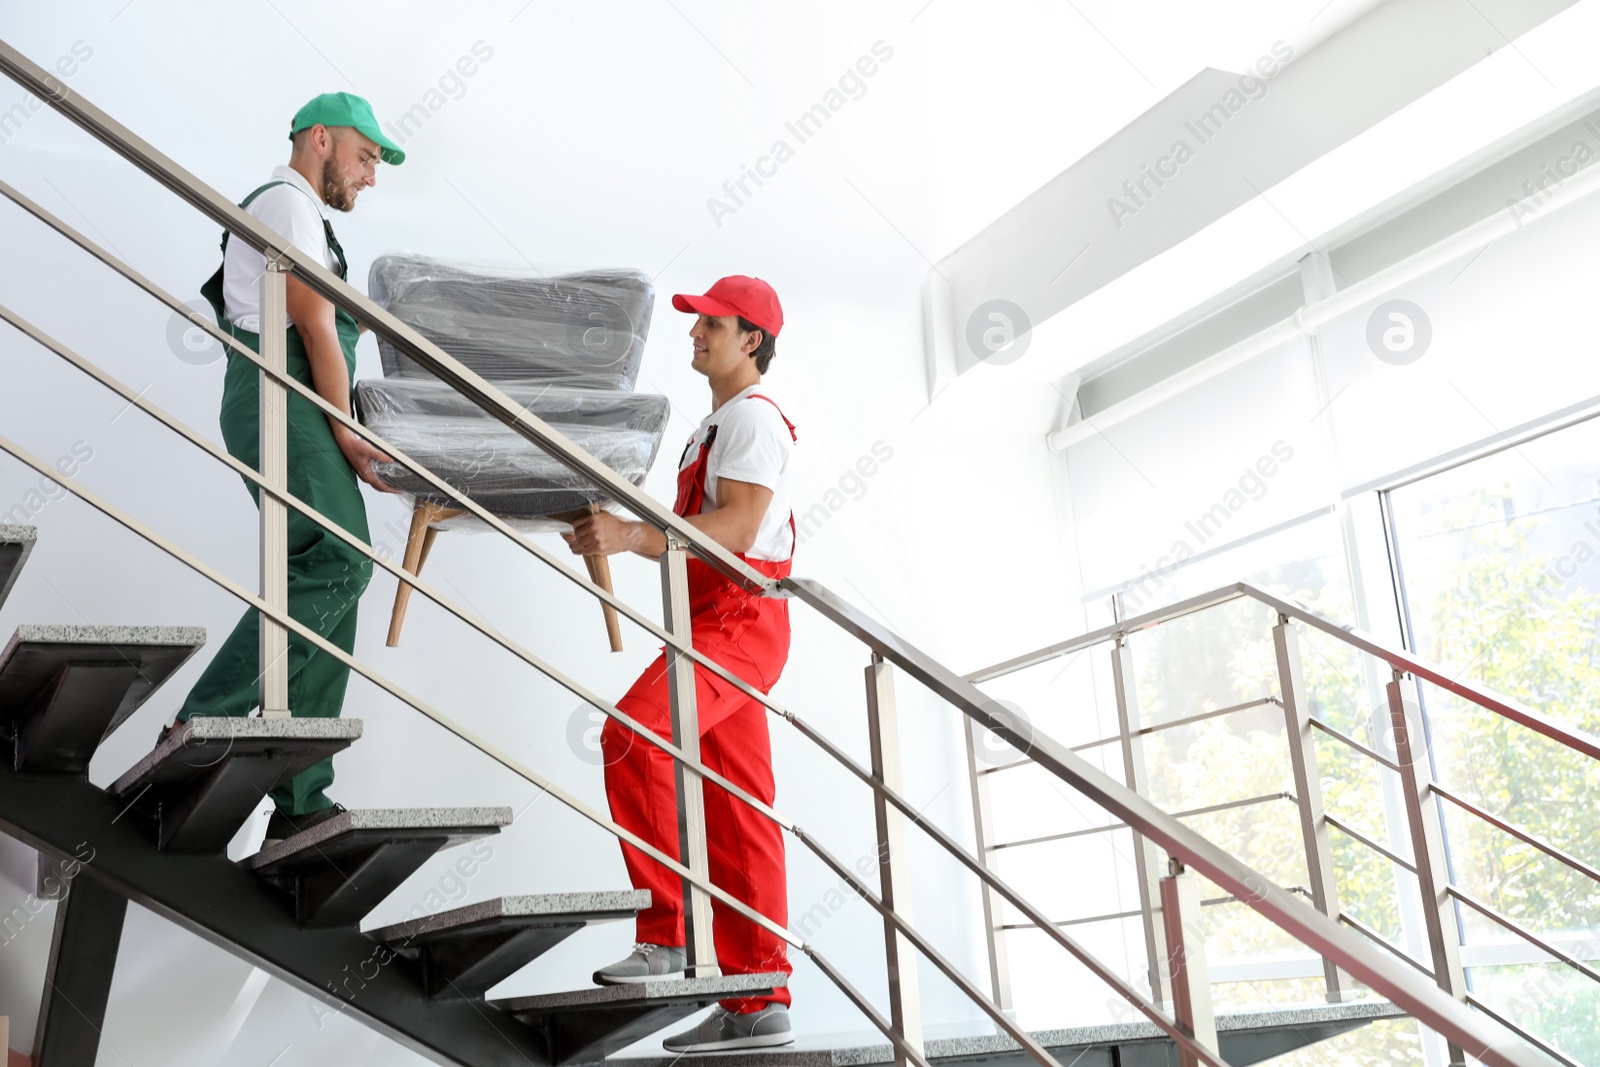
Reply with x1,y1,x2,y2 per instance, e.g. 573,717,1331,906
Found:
289,92,405,165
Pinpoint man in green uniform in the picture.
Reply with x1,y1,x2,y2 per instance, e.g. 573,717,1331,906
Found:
170,93,404,845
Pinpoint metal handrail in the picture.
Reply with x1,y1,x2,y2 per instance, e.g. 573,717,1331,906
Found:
968,577,1599,1060
968,580,1600,763
783,579,1548,1065
1243,582,1600,763
0,36,1558,1066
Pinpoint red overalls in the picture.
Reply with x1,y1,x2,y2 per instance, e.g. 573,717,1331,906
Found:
602,394,796,1013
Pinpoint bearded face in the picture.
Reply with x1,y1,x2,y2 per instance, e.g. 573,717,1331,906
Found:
320,152,361,212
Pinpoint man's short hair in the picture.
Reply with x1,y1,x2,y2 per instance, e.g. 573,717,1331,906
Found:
737,316,777,374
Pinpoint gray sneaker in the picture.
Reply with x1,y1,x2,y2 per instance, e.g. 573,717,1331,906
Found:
593,943,687,985
662,1004,793,1052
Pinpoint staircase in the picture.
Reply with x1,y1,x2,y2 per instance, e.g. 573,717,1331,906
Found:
0,526,782,1066
0,523,1390,1067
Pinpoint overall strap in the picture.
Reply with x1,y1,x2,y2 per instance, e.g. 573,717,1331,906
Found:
218,180,290,257
744,393,797,441
220,180,347,280
742,393,797,559
205,180,352,325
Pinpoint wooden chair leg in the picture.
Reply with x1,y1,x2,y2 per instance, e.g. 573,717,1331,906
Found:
553,504,625,652
582,504,623,653
386,500,461,647
585,552,624,652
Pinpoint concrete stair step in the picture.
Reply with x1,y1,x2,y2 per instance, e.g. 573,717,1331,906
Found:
246,806,512,928
0,524,36,614
369,889,650,999
0,624,204,775
491,973,785,1065
111,717,361,852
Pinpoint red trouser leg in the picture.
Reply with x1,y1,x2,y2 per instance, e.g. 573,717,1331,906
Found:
701,700,793,1011
603,652,793,1012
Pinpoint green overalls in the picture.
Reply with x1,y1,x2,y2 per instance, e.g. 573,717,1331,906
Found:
177,180,371,817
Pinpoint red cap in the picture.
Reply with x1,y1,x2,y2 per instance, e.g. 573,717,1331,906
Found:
671,275,783,337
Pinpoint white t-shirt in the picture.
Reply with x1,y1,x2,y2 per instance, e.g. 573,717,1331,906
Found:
680,386,796,562
222,165,339,331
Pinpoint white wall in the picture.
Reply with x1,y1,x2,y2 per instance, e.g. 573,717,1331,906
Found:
0,2,1085,1063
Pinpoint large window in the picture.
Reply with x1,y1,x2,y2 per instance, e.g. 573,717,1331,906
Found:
1386,414,1600,1057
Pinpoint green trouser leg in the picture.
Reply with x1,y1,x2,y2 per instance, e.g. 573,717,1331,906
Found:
176,325,370,817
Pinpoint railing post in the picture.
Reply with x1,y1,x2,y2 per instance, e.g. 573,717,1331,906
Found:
962,720,1014,1014
865,654,925,1065
661,539,716,975
1273,615,1344,1001
1160,857,1218,1067
258,260,290,719
1111,637,1169,1007
1387,673,1468,1067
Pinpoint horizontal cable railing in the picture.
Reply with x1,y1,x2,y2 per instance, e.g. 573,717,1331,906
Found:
969,578,1599,1063
972,581,1600,764
1324,814,1418,875
1432,783,1600,888
1466,996,1583,1067
1449,888,1600,988
979,696,1283,768
991,792,1298,852
1339,913,1433,978
0,35,1558,1067
783,578,1546,1064
1310,715,1402,772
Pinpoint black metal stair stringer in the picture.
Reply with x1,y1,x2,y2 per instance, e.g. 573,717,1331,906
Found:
0,763,551,1067
33,872,128,1067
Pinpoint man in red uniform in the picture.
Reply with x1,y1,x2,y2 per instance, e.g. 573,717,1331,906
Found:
564,276,797,1053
